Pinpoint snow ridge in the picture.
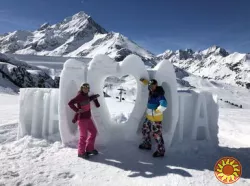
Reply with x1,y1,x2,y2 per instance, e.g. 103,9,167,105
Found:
157,46,250,89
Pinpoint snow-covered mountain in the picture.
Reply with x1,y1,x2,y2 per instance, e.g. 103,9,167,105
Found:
0,12,249,90
0,12,155,66
157,46,250,89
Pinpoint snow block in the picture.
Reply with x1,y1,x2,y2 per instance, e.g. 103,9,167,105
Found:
18,88,59,140
87,54,149,143
192,93,210,140
151,60,179,149
18,54,219,150
172,90,219,146
59,59,87,146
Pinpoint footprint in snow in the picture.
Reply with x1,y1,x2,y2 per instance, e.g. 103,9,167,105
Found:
4,171,19,177
57,172,75,179
16,182,33,186
15,181,22,186
8,156,21,160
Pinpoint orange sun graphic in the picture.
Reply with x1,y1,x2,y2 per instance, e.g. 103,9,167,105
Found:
214,157,242,184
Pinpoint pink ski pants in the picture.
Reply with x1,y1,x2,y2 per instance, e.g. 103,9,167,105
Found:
77,118,97,155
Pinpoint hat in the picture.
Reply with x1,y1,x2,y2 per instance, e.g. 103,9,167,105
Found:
149,79,158,85
81,83,90,88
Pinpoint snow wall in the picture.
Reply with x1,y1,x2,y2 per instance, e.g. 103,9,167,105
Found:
18,88,60,141
18,54,219,149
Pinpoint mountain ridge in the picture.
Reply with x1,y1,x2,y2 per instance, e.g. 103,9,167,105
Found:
157,46,250,89
0,11,249,89
0,11,156,66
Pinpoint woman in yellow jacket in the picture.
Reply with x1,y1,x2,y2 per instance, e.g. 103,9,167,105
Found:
139,78,167,157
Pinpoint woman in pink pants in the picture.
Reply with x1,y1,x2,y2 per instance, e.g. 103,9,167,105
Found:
68,83,100,159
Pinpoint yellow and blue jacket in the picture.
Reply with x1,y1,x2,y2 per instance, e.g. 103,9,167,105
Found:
141,79,167,122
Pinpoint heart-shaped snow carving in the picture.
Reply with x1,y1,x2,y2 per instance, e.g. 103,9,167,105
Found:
59,55,179,149
87,54,149,142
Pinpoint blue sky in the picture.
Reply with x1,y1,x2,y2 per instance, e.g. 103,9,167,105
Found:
0,0,250,54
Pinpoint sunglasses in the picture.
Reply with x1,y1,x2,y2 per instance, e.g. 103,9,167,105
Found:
82,85,90,89
148,83,156,87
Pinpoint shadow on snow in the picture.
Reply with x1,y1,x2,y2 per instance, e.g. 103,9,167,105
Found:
86,140,250,179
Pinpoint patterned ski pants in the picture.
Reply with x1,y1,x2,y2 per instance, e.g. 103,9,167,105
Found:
142,118,165,154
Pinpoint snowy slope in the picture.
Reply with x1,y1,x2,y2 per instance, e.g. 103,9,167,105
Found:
157,46,250,89
103,72,250,109
0,92,250,186
0,53,59,89
0,12,155,66
0,76,19,92
184,75,250,109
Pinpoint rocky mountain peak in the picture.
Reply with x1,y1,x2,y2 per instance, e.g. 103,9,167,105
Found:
62,11,89,23
202,45,229,57
176,49,194,60
38,22,50,31
72,11,89,20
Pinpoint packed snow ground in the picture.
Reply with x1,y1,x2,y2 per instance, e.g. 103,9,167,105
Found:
0,90,250,186
0,90,19,126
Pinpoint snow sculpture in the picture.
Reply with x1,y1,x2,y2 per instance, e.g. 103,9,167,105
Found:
87,54,149,142
146,60,179,149
171,90,219,146
192,93,210,140
175,91,192,143
58,59,88,146
18,88,59,139
18,54,219,149
59,54,181,148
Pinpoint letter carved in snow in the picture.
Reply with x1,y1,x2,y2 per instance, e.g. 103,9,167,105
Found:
151,60,179,149
58,59,88,146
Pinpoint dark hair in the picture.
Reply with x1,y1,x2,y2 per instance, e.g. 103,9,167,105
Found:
149,79,158,85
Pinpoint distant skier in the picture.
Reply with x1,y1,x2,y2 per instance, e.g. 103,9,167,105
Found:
139,78,167,157
68,83,100,159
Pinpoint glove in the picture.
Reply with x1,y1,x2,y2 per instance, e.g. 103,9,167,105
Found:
154,109,162,114
147,109,162,116
93,98,100,108
72,113,78,123
94,94,100,98
90,94,100,101
140,78,148,85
